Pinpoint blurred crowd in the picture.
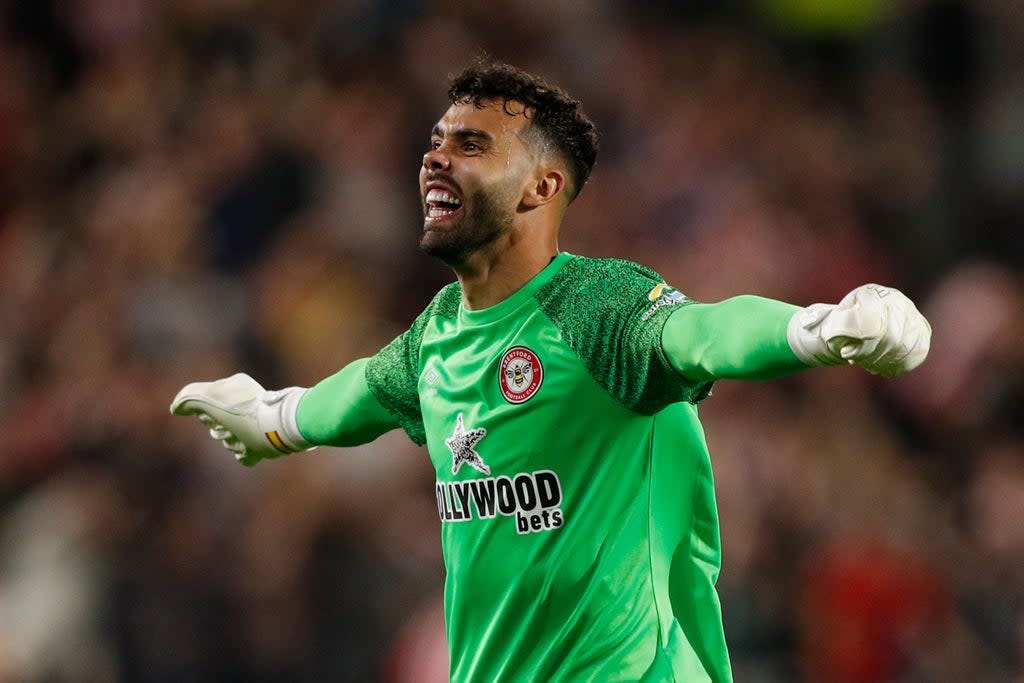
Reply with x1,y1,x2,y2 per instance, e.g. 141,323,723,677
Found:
0,0,1022,681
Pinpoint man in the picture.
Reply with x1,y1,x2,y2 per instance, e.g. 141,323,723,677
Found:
171,60,931,682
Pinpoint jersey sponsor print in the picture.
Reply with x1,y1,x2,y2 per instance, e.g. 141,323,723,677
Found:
366,255,735,680
641,282,687,320
445,413,490,475
438,409,564,535
435,468,565,535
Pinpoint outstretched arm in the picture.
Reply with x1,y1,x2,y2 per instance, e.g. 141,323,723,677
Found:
662,295,805,383
296,358,399,447
663,284,931,384
170,358,399,466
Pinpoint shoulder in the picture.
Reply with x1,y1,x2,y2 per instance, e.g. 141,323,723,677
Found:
537,255,669,321
549,255,663,290
365,283,463,447
536,255,698,414
421,281,462,321
398,281,461,338
371,282,461,365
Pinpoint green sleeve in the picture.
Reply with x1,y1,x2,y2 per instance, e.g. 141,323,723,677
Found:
661,295,809,383
295,358,399,447
364,282,462,446
537,256,712,413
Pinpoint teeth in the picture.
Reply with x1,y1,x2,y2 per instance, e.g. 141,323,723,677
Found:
425,189,461,206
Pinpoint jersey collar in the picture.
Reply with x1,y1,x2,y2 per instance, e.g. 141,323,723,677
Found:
458,252,573,326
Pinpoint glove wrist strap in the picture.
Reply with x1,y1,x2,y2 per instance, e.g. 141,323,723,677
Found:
787,305,845,367
259,387,315,455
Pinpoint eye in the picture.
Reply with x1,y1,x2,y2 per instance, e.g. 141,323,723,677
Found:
430,139,442,150
463,141,481,153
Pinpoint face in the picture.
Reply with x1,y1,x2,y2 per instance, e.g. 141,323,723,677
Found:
419,100,537,264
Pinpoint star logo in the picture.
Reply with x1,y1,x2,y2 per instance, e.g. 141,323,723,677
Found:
445,413,490,476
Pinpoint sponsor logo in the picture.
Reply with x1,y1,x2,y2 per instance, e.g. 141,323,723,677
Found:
647,283,670,301
445,413,490,475
499,346,543,404
435,470,565,535
438,414,565,535
641,282,687,320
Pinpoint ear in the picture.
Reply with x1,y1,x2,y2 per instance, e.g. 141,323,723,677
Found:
522,168,566,209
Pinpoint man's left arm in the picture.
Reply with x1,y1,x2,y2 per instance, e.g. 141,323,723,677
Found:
662,285,931,384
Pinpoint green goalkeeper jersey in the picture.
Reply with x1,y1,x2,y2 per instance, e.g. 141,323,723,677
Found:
296,252,805,682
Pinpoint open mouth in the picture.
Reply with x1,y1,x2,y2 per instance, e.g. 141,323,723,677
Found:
424,188,463,222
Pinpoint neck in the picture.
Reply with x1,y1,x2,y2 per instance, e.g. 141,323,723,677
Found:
452,227,558,310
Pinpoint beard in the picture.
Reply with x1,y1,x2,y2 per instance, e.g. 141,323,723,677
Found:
419,185,515,265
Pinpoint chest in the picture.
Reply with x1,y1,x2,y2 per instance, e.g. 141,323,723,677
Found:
417,311,599,478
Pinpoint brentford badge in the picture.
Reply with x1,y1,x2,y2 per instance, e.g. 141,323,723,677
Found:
499,346,543,404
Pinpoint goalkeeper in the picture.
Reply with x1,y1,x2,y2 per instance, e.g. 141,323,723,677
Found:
172,59,930,683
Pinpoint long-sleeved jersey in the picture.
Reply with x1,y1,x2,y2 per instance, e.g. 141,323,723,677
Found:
296,253,804,682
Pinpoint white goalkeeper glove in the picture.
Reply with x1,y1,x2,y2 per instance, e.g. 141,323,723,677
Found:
787,284,931,378
170,373,314,466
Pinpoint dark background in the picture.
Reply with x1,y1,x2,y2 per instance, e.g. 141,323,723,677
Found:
0,1,1022,681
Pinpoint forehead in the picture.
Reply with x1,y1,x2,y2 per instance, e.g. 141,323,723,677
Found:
433,99,531,140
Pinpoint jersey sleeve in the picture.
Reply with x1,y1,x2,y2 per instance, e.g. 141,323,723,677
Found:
661,296,807,383
365,283,462,445
295,358,400,447
536,257,712,414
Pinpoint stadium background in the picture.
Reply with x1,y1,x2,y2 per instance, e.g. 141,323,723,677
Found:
1,0,1022,681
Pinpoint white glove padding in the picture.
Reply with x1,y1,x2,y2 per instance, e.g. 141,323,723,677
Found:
170,373,313,466
788,284,931,378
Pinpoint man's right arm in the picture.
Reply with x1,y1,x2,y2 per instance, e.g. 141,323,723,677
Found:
296,358,399,447
172,282,458,463
170,357,400,466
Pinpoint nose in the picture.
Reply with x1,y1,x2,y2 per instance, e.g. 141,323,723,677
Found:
422,148,450,172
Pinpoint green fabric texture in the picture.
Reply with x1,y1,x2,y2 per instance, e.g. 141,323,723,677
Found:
398,253,734,681
365,282,462,445
295,358,398,447
351,253,810,682
536,256,713,413
662,296,806,382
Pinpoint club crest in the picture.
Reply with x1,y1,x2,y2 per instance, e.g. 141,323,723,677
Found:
499,346,543,404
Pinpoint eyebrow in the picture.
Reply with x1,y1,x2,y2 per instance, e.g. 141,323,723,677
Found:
431,125,495,143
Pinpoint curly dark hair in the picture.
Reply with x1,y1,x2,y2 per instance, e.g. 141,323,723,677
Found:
448,58,599,202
